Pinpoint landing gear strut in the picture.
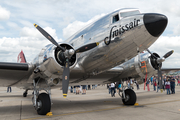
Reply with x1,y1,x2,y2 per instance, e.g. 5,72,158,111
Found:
119,81,137,105
32,79,51,115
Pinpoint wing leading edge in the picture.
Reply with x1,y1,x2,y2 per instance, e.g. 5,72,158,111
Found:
0,62,34,87
0,62,29,71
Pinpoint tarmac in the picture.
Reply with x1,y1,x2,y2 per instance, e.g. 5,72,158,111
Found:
0,84,180,120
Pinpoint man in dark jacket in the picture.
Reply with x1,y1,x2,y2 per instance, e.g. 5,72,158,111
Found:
170,76,175,94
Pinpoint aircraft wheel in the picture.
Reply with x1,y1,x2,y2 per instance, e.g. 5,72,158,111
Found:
36,93,51,115
122,89,136,105
23,92,27,97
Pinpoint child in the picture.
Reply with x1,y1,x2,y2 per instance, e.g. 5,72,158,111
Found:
165,79,170,95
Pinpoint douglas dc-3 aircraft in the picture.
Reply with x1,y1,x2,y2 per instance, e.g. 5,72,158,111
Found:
0,8,174,115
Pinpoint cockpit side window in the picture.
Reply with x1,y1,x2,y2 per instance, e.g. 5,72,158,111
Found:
112,14,119,23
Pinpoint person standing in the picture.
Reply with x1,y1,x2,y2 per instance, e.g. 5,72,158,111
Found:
178,78,180,86
127,80,131,89
118,82,122,92
82,85,86,94
110,82,115,97
170,76,175,94
134,80,139,90
88,85,91,90
73,86,76,94
153,77,157,91
70,86,73,93
108,84,111,94
7,87,11,92
147,79,150,91
150,76,153,85
76,85,80,94
165,79,170,95
92,85,95,89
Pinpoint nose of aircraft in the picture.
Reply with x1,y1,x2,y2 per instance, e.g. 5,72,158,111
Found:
143,13,168,37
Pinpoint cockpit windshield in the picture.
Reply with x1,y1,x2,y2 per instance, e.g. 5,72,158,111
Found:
120,10,140,18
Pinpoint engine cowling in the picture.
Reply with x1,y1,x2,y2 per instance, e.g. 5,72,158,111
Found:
118,52,158,84
54,43,76,67
32,43,77,79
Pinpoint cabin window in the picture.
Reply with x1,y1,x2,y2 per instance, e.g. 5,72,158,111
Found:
120,10,140,18
112,14,119,23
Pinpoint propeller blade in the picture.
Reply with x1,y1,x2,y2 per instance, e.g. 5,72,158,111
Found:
147,49,157,59
163,50,174,59
75,42,99,53
158,67,163,91
34,24,65,51
62,59,70,98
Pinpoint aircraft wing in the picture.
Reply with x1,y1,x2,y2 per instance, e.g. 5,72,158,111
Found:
161,68,180,74
69,66,124,85
0,62,35,86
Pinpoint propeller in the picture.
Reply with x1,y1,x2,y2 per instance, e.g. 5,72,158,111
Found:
34,24,99,98
147,49,174,91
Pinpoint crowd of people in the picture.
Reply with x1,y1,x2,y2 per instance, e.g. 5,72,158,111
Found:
107,82,122,97
149,75,177,94
69,85,98,95
107,75,180,97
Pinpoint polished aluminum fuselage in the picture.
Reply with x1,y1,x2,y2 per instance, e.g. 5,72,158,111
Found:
68,52,157,85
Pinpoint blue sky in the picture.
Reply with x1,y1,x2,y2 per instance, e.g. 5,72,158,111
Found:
0,0,180,68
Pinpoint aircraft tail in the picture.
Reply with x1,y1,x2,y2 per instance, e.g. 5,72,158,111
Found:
17,50,27,63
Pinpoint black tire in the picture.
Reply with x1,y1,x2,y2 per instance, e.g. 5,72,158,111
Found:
37,93,51,115
122,89,136,105
23,92,27,97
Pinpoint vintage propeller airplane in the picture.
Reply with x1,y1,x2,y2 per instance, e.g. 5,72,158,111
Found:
0,8,173,115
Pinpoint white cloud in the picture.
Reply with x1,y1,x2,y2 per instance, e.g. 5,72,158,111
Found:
7,22,19,29
0,6,10,21
20,26,62,42
19,20,32,28
0,37,49,62
173,24,180,35
0,26,63,62
0,25,4,29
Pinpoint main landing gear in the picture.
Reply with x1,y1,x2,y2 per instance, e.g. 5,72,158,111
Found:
32,80,51,115
118,81,137,105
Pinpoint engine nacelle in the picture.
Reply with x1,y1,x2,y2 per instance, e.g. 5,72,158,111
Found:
32,43,77,79
118,52,157,84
